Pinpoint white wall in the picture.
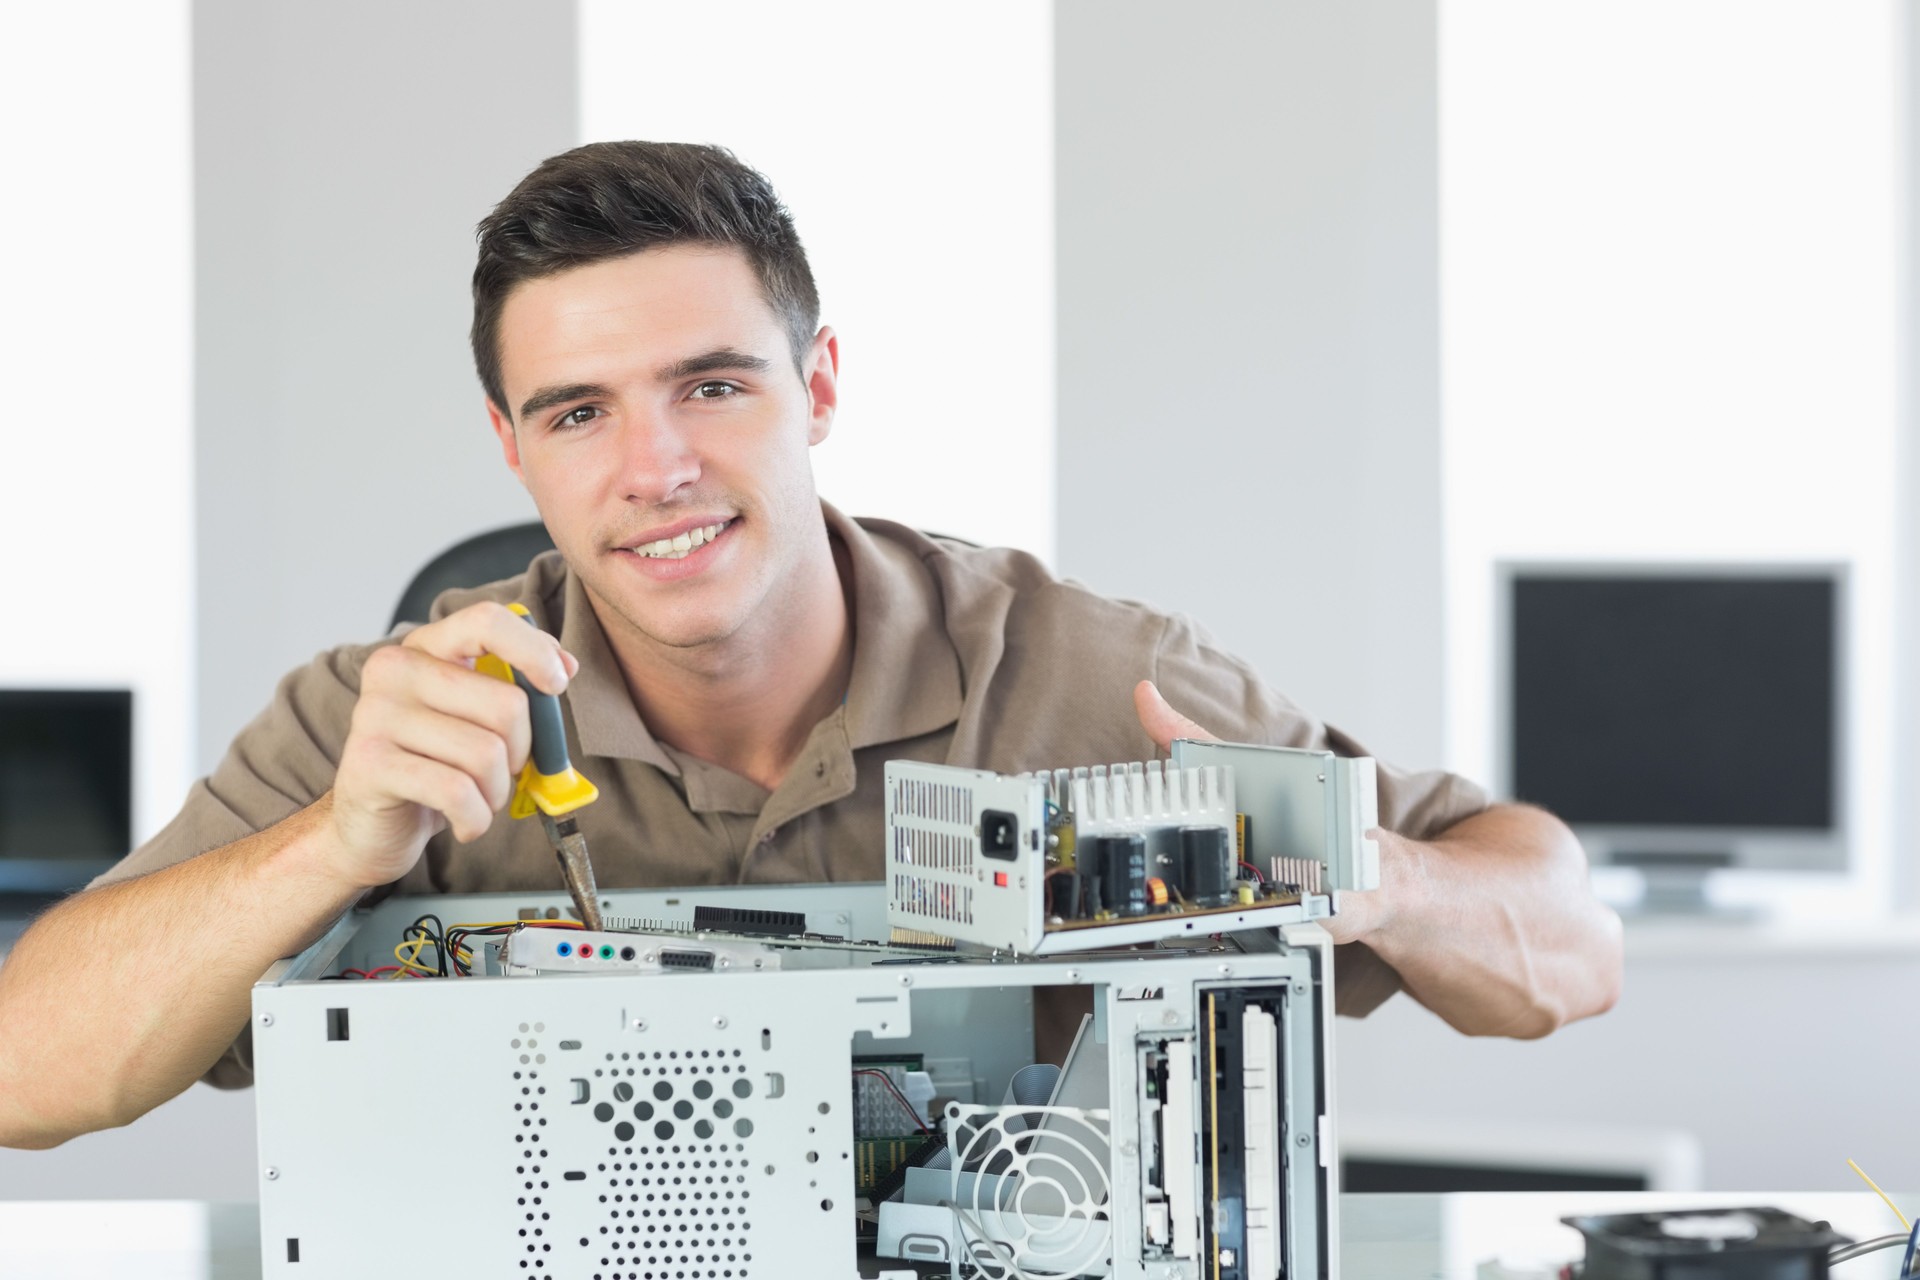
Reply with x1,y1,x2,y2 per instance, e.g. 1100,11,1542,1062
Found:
1440,0,1902,917
1054,0,1449,772
578,0,1057,562
193,0,577,770
0,1,194,846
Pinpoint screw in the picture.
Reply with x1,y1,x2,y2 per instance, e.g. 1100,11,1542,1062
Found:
1296,1133,1312,1148
1066,969,1081,983
631,1018,648,1032
264,1167,280,1181
257,1013,274,1028
713,1016,728,1029
898,975,913,987
1162,1009,1180,1026
1218,964,1233,977
1293,982,1307,995
641,951,656,963
718,957,731,970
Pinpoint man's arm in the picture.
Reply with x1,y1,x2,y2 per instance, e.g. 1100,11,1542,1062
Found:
0,799,361,1148
0,603,573,1150
1135,680,1623,1037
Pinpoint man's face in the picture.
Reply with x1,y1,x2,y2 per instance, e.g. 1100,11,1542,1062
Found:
488,246,836,655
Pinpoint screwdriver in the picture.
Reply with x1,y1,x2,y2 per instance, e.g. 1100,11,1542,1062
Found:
476,603,605,932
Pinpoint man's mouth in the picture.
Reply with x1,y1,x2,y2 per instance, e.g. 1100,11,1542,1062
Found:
625,518,734,561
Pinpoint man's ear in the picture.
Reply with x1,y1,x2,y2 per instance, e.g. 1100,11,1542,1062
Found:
486,397,527,484
805,325,840,446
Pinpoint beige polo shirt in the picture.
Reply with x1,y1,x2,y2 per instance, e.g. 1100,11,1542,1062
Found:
103,504,1489,1084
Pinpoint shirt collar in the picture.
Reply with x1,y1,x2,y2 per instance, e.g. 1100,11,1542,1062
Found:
556,501,964,768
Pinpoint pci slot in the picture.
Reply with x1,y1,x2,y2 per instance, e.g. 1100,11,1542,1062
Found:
1241,1006,1282,1279
1199,987,1288,1280
1163,1039,1200,1260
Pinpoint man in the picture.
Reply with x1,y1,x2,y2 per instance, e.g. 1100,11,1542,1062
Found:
0,142,1620,1151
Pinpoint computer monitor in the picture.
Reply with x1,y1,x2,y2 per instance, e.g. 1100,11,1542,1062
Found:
1494,565,1846,899
0,689,133,894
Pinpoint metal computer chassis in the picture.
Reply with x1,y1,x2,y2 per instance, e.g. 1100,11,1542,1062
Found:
251,884,1340,1279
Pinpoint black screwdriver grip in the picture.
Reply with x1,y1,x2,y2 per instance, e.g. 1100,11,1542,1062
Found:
508,611,572,778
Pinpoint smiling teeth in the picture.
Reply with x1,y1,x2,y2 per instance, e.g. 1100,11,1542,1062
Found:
632,521,729,559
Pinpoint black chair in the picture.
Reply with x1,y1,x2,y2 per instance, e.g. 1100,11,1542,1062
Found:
390,522,556,630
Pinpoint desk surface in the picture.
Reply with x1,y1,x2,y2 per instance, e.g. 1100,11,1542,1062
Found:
0,1192,1910,1278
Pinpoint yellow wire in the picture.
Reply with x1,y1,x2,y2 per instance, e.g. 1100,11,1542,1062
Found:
392,936,438,976
1848,1158,1909,1229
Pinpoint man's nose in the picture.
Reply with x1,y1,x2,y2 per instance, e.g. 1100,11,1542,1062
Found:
618,412,701,506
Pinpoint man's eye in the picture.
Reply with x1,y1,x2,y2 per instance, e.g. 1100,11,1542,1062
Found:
690,381,739,400
556,406,600,429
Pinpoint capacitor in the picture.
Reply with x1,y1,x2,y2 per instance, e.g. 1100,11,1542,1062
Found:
1096,834,1149,917
1182,826,1233,907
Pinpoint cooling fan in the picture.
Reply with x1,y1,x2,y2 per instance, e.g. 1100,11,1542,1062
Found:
943,1102,1113,1280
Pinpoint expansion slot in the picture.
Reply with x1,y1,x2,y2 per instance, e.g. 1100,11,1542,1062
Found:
1163,1040,1200,1259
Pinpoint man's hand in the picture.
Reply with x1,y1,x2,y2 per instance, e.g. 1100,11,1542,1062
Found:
327,602,578,890
1130,679,1621,1036
1133,679,1218,751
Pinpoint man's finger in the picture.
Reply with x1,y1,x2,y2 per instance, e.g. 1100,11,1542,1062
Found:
1133,679,1220,753
401,601,571,695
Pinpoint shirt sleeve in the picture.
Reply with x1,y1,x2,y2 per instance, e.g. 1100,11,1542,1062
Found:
1150,611,1492,1016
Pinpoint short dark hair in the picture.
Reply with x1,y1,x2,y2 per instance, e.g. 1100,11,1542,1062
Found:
471,141,820,416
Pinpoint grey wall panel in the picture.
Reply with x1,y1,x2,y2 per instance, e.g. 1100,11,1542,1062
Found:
194,0,577,771
1054,0,1447,775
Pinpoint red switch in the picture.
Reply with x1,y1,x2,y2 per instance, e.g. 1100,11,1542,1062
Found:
993,871,1009,887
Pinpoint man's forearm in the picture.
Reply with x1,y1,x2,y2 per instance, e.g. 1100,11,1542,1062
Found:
1334,804,1623,1038
0,796,361,1149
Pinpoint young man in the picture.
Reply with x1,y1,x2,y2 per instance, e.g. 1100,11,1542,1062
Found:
0,143,1620,1151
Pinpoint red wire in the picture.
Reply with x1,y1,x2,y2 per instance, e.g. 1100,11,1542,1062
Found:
853,1068,931,1133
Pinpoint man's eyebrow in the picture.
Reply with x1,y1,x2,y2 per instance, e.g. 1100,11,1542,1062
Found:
519,382,612,422
656,348,774,381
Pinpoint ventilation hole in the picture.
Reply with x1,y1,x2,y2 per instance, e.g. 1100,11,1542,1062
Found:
287,1238,301,1262
564,1171,586,1182
613,1082,634,1103
325,1008,349,1042
731,1078,753,1099
820,1199,833,1211
734,1119,754,1138
654,1081,674,1101
636,1102,654,1121
594,1103,615,1123
614,1122,634,1142
713,1100,733,1119
760,1029,771,1049
673,1101,694,1120
692,1079,713,1100
694,1120,714,1139
559,1040,581,1050
654,1121,675,1141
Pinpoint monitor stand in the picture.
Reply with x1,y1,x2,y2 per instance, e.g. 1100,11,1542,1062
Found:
1612,851,1758,920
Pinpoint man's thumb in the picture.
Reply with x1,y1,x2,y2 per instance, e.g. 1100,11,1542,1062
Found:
1133,680,1219,753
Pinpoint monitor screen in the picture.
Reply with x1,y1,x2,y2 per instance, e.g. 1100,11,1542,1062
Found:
1508,573,1836,831
0,690,133,886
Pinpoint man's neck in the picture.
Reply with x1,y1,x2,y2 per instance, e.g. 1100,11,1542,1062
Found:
589,533,854,793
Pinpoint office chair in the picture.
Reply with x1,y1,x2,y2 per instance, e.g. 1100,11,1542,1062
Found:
390,521,556,630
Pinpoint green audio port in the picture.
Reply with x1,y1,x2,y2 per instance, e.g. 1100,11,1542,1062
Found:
598,944,615,960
